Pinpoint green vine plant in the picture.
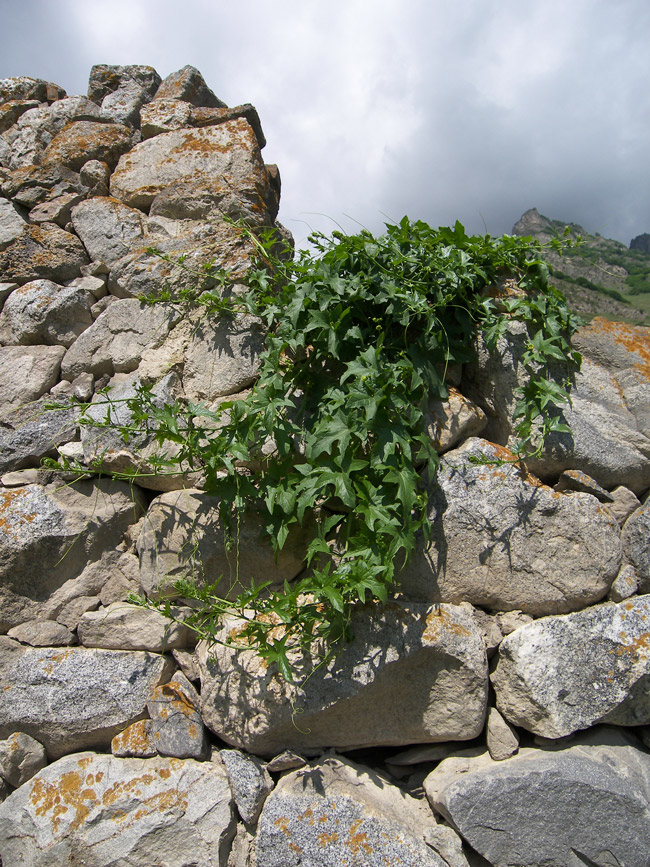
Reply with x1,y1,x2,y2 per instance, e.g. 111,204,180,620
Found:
53,218,582,680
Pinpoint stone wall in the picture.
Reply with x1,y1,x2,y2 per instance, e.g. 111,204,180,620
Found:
0,65,649,867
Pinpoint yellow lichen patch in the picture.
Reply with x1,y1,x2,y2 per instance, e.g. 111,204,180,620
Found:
423,607,470,643
132,788,188,821
274,816,290,836
111,720,154,756
0,488,38,537
346,818,373,855
588,317,650,380
29,770,97,834
318,831,339,846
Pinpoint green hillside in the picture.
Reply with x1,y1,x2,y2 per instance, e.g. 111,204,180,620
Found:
512,208,650,326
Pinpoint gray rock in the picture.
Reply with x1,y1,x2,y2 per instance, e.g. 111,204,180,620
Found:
424,728,650,867
622,501,650,592
55,594,101,629
0,397,79,474
463,318,650,493
608,563,638,602
0,222,88,284
0,731,47,787
154,65,226,108
78,601,193,651
0,281,17,307
138,487,311,602
147,679,208,759
227,824,255,867
7,619,76,646
402,438,622,616
79,158,110,195
106,216,256,299
110,121,277,224
265,751,307,773
256,756,448,867
28,191,84,226
0,278,93,347
171,649,201,683
219,749,273,825
491,595,650,737
607,484,641,525
0,478,145,631
88,64,162,105
42,120,133,171
496,610,533,635
486,707,519,761
60,297,182,380
0,752,235,866
70,195,145,265
140,99,266,148
100,81,150,127
3,163,85,209
198,602,487,755
0,643,174,757
111,718,157,757
0,196,26,251
0,99,40,134
0,344,64,412
0,76,48,103
3,105,53,168
554,467,614,500
424,388,487,453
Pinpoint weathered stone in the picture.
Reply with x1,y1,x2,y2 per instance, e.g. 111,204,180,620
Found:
0,731,47,787
111,719,157,757
78,601,193,651
147,680,208,760
7,619,75,646
141,99,266,148
110,121,277,224
0,752,235,865
199,602,487,755
0,99,40,133
607,484,641,525
171,649,201,683
70,195,145,264
496,610,533,635
88,64,161,105
219,749,273,825
0,478,145,631
0,281,17,306
257,756,448,867
424,387,487,453
402,439,622,615
3,163,85,209
0,222,88,283
55,595,101,629
491,595,650,737
27,191,83,225
486,707,519,761
60,297,182,380
424,728,650,867
608,563,638,601
622,501,650,592
138,488,311,602
0,196,26,251
97,552,140,605
42,119,133,171
227,824,255,867
0,278,93,347
0,397,79,474
0,77,49,104
79,158,110,195
0,643,174,757
100,81,151,127
554,467,614,500
154,65,226,108
265,751,307,773
0,344,65,413
467,606,503,658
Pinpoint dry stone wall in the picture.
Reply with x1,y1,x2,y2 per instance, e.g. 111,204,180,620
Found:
0,65,649,867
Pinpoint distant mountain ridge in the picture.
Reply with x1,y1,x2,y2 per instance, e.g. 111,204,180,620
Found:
512,208,650,326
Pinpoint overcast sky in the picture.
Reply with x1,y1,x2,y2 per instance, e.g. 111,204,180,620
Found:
1,0,649,247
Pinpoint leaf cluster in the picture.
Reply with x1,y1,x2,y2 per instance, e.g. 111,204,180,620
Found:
74,218,581,678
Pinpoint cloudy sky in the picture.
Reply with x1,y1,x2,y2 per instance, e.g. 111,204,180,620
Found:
1,0,649,247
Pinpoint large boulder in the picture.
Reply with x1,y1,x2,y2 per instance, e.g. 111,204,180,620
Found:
401,438,622,616
0,397,79,474
462,318,650,493
622,501,650,593
257,756,452,867
138,487,311,601
0,196,26,251
0,223,88,284
70,196,145,265
0,345,64,413
153,65,226,108
0,752,235,866
42,120,133,171
110,121,277,224
0,640,174,757
198,601,488,755
60,297,182,380
0,278,93,347
491,595,650,737
0,479,145,631
424,728,650,867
